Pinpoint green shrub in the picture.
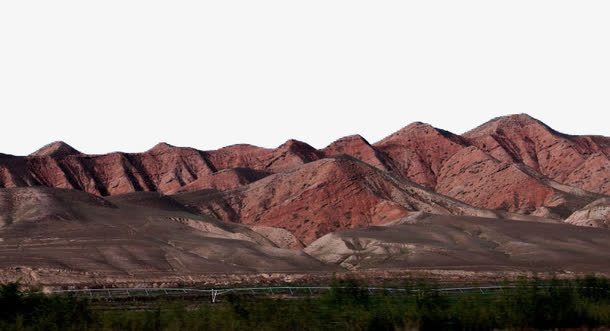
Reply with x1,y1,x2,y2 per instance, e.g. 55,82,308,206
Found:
1,277,610,330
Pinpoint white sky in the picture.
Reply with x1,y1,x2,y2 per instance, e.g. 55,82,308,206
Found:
1,1,609,156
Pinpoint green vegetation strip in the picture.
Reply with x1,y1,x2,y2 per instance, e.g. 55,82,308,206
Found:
2,277,610,330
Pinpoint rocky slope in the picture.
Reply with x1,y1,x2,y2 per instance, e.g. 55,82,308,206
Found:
0,187,330,284
305,213,610,273
173,157,548,244
323,135,393,171
434,146,601,217
374,122,469,187
2,187,610,286
464,114,610,195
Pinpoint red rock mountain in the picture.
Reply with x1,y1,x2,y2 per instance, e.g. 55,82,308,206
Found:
30,141,82,157
464,114,610,195
1,114,609,243
374,122,469,187
172,157,518,244
323,135,393,171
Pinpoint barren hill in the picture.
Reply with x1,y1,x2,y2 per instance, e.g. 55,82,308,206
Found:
0,187,331,285
305,213,610,273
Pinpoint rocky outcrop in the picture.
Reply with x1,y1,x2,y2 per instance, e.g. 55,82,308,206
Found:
565,198,610,228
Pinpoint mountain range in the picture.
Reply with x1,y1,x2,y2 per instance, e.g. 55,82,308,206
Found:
2,114,610,286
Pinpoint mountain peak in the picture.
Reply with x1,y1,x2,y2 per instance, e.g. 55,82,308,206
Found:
395,121,456,137
325,134,371,147
377,121,465,146
403,121,436,131
148,142,176,152
30,141,81,157
278,139,316,151
464,113,556,137
487,113,544,126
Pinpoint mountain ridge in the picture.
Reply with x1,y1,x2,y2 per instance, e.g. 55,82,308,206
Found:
2,114,609,229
